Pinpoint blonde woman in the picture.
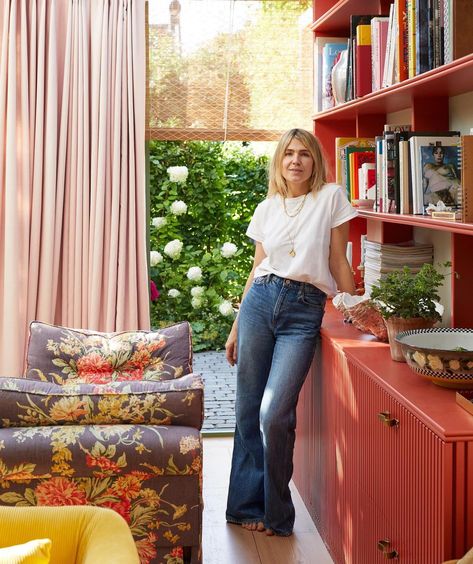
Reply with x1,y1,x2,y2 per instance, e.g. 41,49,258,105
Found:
225,129,357,536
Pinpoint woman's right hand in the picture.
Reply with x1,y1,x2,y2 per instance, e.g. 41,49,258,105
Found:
225,321,238,366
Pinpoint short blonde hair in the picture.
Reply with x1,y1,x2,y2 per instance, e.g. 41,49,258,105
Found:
268,129,327,197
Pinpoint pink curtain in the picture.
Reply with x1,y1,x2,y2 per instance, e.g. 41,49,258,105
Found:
0,0,149,377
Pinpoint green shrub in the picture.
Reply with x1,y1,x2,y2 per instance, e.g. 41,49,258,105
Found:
148,140,268,350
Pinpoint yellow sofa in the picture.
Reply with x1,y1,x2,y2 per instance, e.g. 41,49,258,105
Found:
0,505,139,564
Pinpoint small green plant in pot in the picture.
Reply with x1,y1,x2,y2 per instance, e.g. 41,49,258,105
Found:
370,262,450,362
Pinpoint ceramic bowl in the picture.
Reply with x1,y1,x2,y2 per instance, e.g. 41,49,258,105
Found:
395,328,473,388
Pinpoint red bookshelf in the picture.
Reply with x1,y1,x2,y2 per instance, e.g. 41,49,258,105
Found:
293,2,473,563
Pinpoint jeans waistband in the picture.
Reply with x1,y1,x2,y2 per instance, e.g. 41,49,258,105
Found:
261,274,326,295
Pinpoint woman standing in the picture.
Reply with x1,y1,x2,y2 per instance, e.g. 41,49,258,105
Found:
225,128,357,537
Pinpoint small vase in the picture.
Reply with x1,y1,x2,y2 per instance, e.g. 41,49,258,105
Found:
384,317,436,362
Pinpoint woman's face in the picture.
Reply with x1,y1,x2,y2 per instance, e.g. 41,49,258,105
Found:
281,138,314,190
433,147,444,164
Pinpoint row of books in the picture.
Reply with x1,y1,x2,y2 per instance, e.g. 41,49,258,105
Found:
362,240,434,296
315,1,473,112
335,132,473,222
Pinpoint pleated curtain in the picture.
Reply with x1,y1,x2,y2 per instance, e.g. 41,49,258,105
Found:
0,0,149,377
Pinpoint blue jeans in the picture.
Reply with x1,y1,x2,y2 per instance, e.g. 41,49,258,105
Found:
226,274,326,535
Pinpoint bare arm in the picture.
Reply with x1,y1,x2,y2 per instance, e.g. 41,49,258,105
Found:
329,222,356,295
225,242,266,365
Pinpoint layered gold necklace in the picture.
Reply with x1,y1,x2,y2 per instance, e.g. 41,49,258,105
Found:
282,193,308,257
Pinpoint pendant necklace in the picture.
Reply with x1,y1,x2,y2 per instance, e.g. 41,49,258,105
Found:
282,192,308,257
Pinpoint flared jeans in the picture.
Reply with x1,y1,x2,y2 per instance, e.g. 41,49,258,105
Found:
226,274,326,535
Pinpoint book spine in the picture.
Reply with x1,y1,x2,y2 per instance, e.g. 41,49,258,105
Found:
397,0,409,81
416,0,431,74
433,0,442,68
452,0,473,60
460,135,473,222
375,136,384,212
408,0,417,77
443,0,452,64
371,20,380,91
355,25,372,97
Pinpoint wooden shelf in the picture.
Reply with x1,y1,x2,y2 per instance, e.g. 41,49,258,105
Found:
312,54,473,122
359,210,473,236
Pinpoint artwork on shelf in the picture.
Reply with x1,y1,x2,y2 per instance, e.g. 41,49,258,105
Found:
420,143,461,211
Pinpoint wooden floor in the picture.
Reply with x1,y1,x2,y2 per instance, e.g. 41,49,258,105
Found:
202,436,334,564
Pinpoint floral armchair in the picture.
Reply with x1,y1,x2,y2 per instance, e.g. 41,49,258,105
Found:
0,321,204,564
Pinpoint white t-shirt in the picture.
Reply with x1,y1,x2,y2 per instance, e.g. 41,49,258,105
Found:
246,183,358,296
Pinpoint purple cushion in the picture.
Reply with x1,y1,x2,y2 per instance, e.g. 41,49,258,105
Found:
25,321,193,384
0,375,203,429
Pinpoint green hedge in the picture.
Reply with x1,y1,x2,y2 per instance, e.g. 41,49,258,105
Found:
149,141,268,350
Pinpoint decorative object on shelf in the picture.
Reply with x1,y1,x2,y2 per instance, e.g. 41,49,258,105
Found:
370,262,449,361
396,328,473,388
352,198,375,209
331,48,348,105
333,292,388,341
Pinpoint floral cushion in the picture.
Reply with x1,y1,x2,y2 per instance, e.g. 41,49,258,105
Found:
0,376,203,429
0,424,202,564
25,321,193,384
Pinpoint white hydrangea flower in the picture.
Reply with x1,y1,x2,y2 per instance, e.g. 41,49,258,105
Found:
152,217,167,229
218,300,234,317
167,166,189,183
191,286,205,297
187,266,202,281
164,239,183,259
191,297,203,309
221,242,238,258
149,251,163,266
168,289,181,298
170,200,188,215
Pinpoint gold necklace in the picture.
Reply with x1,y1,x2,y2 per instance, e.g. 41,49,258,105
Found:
282,193,308,257
282,193,308,218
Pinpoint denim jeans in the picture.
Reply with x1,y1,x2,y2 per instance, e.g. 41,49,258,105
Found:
226,274,326,535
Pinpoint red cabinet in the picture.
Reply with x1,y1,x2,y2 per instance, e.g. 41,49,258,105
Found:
293,307,473,563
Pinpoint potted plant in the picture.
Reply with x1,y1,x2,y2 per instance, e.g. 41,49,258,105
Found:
370,262,450,362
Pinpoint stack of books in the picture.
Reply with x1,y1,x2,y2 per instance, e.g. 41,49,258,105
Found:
363,240,434,296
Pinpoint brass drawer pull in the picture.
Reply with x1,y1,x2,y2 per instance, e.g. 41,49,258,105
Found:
377,411,399,427
377,538,399,559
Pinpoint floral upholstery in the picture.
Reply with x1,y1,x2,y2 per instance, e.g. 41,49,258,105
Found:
0,377,203,428
26,321,193,384
0,322,203,564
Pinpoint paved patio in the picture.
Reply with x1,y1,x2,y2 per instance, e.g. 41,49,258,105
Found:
193,351,236,435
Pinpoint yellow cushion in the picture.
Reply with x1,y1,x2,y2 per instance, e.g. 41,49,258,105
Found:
0,538,51,564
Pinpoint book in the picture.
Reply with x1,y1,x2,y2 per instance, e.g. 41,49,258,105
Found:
416,0,431,74
335,137,376,188
352,151,376,200
398,139,411,213
322,42,349,110
396,0,409,82
314,36,348,113
407,0,417,77
383,4,398,87
346,15,379,102
408,134,461,213
355,25,372,97
371,17,390,91
384,124,412,213
360,163,376,199
458,135,473,223
444,0,473,64
420,143,461,211
345,146,376,200
375,135,384,211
